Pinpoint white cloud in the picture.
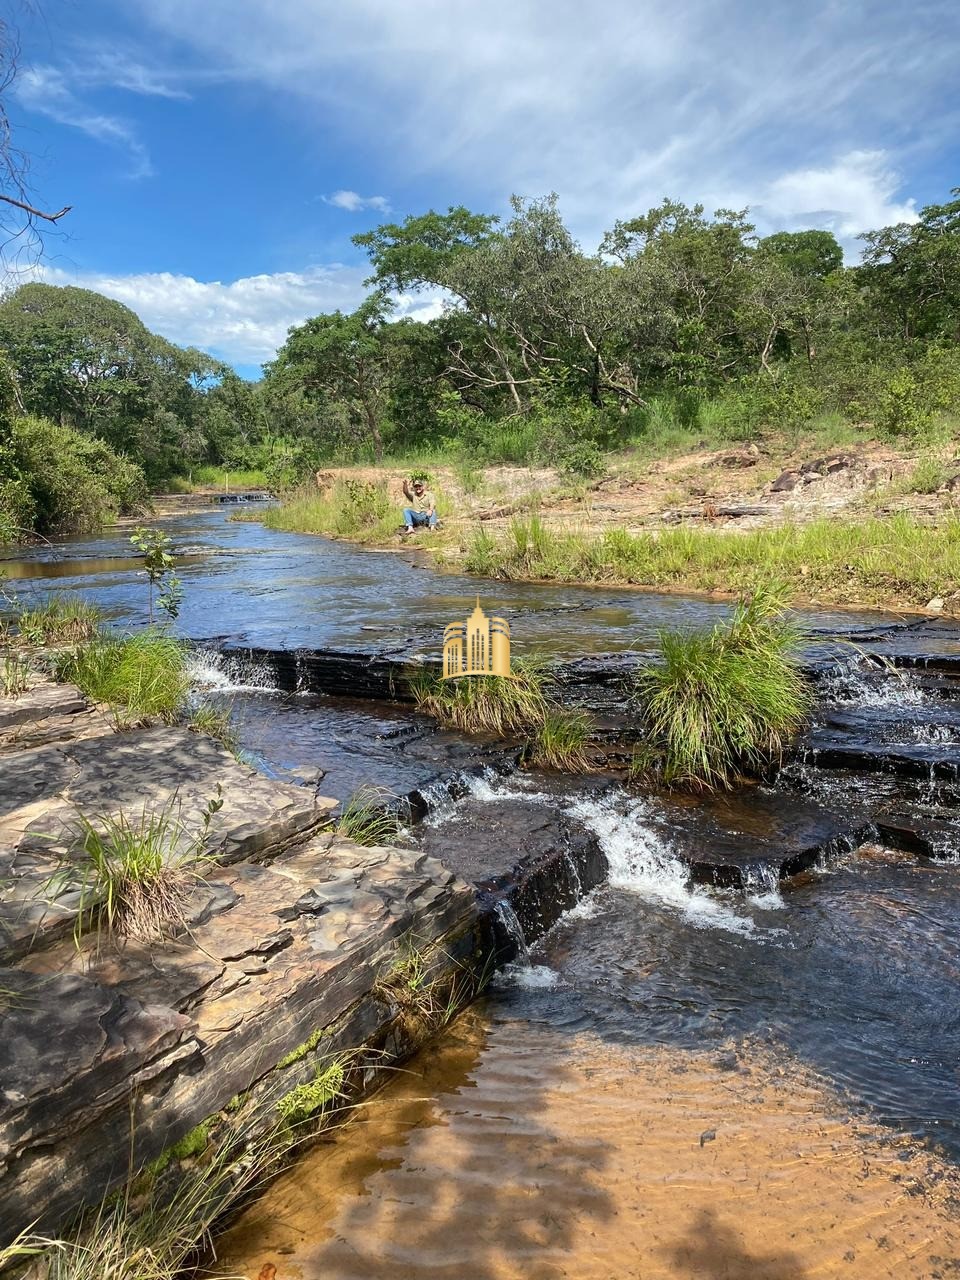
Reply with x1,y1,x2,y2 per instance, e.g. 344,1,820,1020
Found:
128,0,958,245
755,151,918,239
39,264,370,364
323,190,391,213
13,65,153,177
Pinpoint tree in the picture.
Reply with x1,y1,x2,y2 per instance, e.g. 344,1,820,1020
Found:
859,189,960,342
0,19,71,273
274,294,395,462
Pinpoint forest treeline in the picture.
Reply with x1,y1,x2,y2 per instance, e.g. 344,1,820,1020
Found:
0,187,958,541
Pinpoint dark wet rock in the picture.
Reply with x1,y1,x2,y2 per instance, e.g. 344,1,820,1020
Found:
416,783,610,957
645,787,877,890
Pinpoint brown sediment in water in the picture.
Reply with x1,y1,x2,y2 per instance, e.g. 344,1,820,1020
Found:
214,1007,960,1280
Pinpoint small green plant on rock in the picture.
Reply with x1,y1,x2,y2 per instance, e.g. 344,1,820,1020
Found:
633,584,810,790
49,790,221,946
276,1056,348,1129
130,527,183,623
335,784,401,846
1,653,30,696
188,700,239,752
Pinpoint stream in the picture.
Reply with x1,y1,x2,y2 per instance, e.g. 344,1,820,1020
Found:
5,509,960,1278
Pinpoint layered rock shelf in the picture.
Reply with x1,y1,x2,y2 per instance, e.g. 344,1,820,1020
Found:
0,672,488,1246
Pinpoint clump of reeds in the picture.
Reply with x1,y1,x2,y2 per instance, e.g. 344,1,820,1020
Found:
17,593,103,645
56,628,189,724
411,656,549,736
633,584,811,790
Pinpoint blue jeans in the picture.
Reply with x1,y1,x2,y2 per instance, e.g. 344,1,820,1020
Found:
403,509,437,528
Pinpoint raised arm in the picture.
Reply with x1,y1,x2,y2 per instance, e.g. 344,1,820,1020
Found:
402,477,414,502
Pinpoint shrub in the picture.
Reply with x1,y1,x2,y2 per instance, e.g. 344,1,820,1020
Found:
559,440,606,478
3,415,147,537
57,629,189,723
633,584,811,790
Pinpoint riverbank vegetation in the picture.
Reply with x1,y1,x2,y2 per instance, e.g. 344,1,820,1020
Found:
55,629,189,725
2,188,958,550
464,512,960,610
633,586,810,789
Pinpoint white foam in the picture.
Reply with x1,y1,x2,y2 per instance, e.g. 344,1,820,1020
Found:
565,793,764,938
820,659,927,708
186,649,279,695
495,962,563,990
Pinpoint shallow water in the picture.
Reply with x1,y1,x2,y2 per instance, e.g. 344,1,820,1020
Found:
7,512,960,1277
1,509,889,655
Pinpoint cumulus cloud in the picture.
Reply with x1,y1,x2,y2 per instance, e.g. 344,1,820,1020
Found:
128,0,957,243
13,65,153,177
323,190,391,213
40,264,370,364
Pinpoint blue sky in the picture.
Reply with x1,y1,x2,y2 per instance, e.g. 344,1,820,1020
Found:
10,0,960,377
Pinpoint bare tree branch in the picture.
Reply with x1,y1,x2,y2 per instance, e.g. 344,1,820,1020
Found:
0,192,71,222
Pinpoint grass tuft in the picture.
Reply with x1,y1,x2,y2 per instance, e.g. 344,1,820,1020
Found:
48,794,218,946
188,700,239,752
411,656,549,736
56,629,189,724
1,653,31,696
335,784,402,846
530,707,594,772
0,1111,291,1280
633,584,810,790
17,593,102,645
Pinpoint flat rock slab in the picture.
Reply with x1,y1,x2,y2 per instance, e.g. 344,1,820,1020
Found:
0,676,113,752
0,727,338,960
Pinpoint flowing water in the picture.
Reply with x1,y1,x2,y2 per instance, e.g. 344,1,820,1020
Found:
6,511,960,1278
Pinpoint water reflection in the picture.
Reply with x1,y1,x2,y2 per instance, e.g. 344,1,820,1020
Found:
2,509,887,656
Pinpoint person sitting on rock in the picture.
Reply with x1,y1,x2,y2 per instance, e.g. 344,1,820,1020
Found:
401,477,437,535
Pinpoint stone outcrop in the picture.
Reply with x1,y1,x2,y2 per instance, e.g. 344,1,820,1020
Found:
0,671,488,1246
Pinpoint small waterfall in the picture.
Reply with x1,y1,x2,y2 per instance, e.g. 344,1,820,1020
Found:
565,792,762,938
819,656,927,707
742,862,785,910
493,899,530,963
187,649,279,695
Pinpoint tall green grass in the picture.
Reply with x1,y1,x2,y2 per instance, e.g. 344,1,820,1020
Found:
633,585,810,790
252,478,398,543
17,594,103,645
56,629,189,723
411,658,549,735
464,512,960,608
